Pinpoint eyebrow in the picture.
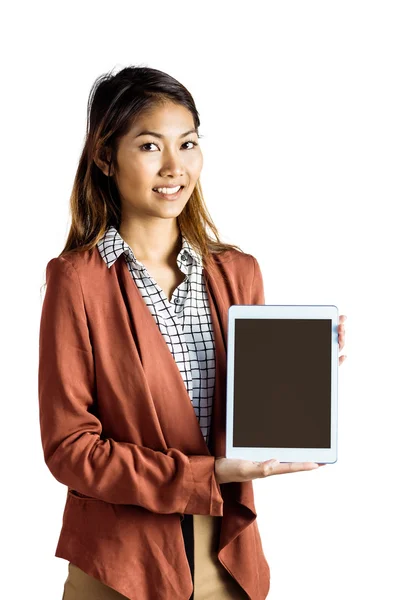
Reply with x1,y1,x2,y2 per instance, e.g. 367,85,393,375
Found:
134,128,198,139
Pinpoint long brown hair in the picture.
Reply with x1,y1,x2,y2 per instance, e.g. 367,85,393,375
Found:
58,65,243,266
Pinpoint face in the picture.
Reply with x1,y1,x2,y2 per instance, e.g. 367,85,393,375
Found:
100,102,203,222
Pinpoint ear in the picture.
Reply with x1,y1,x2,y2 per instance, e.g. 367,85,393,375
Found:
93,147,114,177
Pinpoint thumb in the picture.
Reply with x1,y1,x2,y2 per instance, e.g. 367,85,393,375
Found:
260,459,279,474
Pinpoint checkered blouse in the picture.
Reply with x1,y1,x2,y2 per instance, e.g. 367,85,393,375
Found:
97,225,216,447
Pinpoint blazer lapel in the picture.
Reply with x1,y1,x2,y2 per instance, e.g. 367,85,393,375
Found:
204,259,259,553
114,255,213,456
202,263,228,460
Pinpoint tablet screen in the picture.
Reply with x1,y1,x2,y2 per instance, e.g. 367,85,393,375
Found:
233,318,332,449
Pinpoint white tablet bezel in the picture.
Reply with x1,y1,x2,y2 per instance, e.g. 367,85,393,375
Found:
225,305,339,464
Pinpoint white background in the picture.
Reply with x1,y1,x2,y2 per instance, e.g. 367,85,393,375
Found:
2,1,399,598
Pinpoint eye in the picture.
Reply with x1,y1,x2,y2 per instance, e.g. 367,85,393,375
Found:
140,142,158,151
140,140,199,152
182,140,198,149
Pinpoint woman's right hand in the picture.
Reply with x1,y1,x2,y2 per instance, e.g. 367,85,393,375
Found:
214,457,324,484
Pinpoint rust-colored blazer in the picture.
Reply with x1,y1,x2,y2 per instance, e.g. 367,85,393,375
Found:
38,245,270,600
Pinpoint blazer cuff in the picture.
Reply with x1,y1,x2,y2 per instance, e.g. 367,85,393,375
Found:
184,455,224,516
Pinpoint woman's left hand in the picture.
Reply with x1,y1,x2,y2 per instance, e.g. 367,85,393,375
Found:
339,314,347,366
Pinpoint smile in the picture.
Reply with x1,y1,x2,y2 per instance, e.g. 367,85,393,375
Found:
152,186,184,200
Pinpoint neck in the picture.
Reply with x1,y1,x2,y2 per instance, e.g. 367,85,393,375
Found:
118,220,182,266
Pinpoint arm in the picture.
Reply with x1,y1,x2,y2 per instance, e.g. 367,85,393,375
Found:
38,256,223,516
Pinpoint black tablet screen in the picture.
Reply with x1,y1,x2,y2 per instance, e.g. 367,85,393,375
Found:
233,318,332,448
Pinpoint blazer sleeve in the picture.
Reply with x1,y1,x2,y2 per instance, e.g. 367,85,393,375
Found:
250,255,265,305
38,256,223,516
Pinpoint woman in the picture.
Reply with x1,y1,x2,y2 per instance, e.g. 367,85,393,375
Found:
38,65,347,600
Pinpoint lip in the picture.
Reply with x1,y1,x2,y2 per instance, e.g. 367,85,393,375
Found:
153,183,184,188
152,186,184,200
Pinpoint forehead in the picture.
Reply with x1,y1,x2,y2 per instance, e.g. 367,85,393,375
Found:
128,102,195,135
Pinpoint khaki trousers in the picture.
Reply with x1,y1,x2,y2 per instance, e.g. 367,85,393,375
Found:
62,514,248,599
192,514,248,599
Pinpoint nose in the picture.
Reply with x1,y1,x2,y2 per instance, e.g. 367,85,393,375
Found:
159,147,186,176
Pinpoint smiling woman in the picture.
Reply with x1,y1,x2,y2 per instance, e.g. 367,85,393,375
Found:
39,64,270,600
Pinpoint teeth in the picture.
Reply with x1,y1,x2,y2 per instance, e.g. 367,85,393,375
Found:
154,186,181,194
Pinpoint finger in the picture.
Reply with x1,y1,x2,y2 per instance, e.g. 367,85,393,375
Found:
338,324,346,350
273,462,320,473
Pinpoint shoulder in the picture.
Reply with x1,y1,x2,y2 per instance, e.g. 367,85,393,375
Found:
44,247,103,282
208,248,260,280
210,248,264,304
209,247,255,269
42,249,107,308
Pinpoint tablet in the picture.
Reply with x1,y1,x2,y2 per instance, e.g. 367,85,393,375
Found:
226,305,339,464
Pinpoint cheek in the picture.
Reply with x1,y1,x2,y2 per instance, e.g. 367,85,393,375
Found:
187,152,203,177
123,157,154,183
